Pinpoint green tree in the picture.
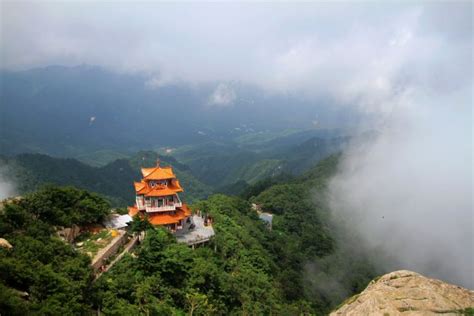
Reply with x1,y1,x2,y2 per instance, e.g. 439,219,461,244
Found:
185,290,216,316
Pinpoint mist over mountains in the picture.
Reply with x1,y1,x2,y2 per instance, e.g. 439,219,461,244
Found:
0,65,357,157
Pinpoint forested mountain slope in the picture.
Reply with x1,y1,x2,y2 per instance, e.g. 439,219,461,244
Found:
96,155,377,314
169,135,348,189
0,186,110,315
0,155,378,315
0,151,212,205
1,129,349,205
247,155,378,311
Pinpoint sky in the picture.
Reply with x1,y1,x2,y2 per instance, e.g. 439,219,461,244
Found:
1,1,473,286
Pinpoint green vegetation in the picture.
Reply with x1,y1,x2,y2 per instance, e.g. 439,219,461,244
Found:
6,185,110,227
168,132,346,190
229,159,282,184
239,172,294,199
171,142,272,187
248,155,377,311
233,128,302,146
94,199,306,314
95,155,375,314
1,129,347,207
0,186,109,315
1,151,212,206
0,155,377,315
75,150,131,167
76,230,114,258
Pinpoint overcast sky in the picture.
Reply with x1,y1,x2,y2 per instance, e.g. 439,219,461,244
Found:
1,1,472,113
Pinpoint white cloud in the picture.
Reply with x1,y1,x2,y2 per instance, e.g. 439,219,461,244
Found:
327,86,473,288
144,76,175,89
0,166,16,200
207,83,236,107
1,2,470,116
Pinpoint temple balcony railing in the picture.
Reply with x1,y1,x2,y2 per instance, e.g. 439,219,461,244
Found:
145,202,182,213
136,201,146,210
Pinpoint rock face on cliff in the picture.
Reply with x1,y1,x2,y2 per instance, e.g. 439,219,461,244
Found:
331,270,473,316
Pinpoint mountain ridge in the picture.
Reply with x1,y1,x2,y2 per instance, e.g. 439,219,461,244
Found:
0,65,358,157
0,151,212,205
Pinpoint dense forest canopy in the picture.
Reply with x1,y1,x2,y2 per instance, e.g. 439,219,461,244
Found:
0,130,348,205
0,151,212,205
0,156,378,315
0,186,108,315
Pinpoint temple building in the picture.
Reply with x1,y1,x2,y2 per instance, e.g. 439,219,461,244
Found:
128,161,191,231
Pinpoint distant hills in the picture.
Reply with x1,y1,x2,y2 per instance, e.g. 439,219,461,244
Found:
0,65,358,157
0,64,358,204
171,134,349,189
0,128,349,204
0,151,212,205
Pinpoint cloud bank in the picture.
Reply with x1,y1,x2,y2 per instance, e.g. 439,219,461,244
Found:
327,79,472,288
1,2,471,113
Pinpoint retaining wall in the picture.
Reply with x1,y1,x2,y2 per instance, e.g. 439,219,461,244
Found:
91,230,128,271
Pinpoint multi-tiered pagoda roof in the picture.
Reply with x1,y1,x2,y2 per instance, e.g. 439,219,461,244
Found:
128,161,191,228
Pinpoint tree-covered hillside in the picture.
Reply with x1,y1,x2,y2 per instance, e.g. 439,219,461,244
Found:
94,195,313,314
92,155,375,314
0,130,348,205
0,151,212,205
0,186,109,315
168,134,348,189
0,155,377,315
247,155,378,311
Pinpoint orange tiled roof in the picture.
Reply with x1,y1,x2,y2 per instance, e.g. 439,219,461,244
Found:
173,180,183,191
135,180,183,196
148,208,187,225
128,204,191,225
128,205,139,217
179,203,192,217
141,166,176,180
136,182,152,195
134,182,146,192
146,186,181,197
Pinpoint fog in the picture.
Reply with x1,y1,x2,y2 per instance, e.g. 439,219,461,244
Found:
328,86,472,288
0,167,15,200
0,180,14,200
1,2,471,106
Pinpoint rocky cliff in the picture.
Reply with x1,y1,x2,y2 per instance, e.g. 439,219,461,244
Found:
331,270,473,316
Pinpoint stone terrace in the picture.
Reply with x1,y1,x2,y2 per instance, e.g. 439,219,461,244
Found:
175,215,215,246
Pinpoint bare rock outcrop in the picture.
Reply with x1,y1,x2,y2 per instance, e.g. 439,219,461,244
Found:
0,238,13,249
57,224,81,243
331,270,473,316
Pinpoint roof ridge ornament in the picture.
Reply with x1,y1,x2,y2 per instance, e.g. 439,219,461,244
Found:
156,158,160,168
